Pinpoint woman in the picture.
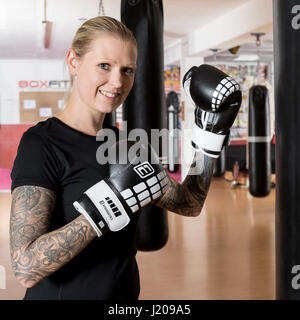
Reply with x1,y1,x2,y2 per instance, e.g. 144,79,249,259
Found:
9,16,215,300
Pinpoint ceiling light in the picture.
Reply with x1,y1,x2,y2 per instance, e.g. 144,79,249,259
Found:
228,46,240,55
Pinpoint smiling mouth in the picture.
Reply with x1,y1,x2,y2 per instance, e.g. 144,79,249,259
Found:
99,90,120,98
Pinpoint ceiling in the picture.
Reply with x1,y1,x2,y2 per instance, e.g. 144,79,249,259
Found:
204,39,274,63
0,0,272,61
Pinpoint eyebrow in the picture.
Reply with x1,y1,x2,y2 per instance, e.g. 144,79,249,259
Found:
97,59,136,67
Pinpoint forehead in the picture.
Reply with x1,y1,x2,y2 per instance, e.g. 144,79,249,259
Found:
84,36,137,64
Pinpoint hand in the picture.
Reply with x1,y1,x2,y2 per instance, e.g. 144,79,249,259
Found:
73,140,169,237
183,64,242,158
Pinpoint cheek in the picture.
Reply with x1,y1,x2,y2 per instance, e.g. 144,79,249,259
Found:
125,77,135,92
78,70,104,95
77,80,94,99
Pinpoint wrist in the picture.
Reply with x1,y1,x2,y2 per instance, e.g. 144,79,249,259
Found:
191,123,227,158
73,180,131,237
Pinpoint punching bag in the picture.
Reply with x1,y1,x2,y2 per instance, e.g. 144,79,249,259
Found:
121,0,168,251
274,0,300,299
167,91,180,173
103,111,117,127
213,148,225,177
248,85,271,197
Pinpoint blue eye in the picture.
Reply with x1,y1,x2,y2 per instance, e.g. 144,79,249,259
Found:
99,63,109,70
124,67,134,75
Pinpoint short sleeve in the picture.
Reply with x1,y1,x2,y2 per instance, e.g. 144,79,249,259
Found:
11,131,61,192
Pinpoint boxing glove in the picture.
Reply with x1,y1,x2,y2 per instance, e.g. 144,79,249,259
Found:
73,140,169,237
183,64,242,158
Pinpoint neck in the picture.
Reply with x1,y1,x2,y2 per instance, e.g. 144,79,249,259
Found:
57,102,106,136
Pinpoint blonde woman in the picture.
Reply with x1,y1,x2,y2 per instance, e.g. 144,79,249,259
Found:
9,16,240,300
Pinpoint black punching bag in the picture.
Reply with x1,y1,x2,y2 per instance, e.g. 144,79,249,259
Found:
167,91,180,173
103,111,117,127
274,0,300,299
248,85,271,197
121,0,168,251
213,148,225,177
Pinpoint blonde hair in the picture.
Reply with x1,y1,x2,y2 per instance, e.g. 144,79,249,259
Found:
72,16,136,58
63,16,137,105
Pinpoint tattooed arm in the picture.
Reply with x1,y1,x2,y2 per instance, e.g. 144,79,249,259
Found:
9,186,97,288
155,152,215,217
159,63,241,217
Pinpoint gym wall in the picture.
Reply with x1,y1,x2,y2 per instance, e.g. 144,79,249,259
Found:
0,59,68,124
0,59,69,190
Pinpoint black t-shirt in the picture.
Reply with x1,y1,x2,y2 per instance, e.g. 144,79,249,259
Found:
11,117,140,300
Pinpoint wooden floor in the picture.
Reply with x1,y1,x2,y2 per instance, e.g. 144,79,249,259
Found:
0,178,275,300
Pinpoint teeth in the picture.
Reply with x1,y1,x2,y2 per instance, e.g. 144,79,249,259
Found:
100,90,119,98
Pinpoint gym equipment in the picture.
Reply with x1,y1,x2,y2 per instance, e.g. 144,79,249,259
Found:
121,0,169,251
248,85,271,197
274,0,300,299
166,91,180,173
213,148,225,177
103,111,116,127
73,140,169,237
183,64,241,158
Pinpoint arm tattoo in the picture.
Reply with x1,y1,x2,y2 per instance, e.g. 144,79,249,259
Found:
155,152,215,216
9,186,97,287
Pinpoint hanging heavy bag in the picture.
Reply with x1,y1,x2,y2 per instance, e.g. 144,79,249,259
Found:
167,91,180,173
103,111,117,127
121,0,169,251
248,85,271,197
274,0,300,299
213,148,226,177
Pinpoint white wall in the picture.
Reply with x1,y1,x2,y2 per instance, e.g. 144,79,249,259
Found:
188,0,273,57
0,59,68,124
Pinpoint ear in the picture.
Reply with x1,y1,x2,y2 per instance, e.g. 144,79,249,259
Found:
66,48,78,77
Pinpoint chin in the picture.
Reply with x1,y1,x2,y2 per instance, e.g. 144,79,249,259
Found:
104,105,119,113
94,104,119,114
95,95,124,113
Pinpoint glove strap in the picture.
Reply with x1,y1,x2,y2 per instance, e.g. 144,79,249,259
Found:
191,123,227,158
73,194,108,237
73,180,130,237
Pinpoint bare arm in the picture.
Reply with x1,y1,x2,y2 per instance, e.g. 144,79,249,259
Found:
155,151,215,217
9,186,97,288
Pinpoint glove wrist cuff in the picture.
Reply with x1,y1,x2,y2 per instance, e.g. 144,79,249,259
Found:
73,194,107,237
191,123,226,158
73,180,130,237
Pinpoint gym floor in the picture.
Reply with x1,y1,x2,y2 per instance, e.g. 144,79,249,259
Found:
0,178,275,300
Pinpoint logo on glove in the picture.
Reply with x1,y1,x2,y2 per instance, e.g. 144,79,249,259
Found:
133,161,155,179
100,197,122,220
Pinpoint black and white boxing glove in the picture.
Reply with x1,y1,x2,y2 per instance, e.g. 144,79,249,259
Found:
73,140,169,237
183,64,242,158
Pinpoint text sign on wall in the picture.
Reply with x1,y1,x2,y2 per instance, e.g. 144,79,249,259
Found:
18,80,71,90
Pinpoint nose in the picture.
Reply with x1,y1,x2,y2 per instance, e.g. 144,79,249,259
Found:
109,70,123,89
